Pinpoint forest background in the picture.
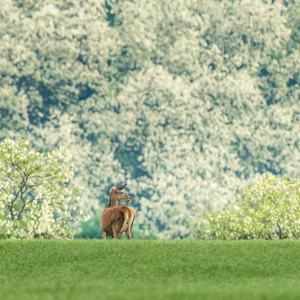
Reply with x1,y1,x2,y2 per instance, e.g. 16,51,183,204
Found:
1,0,300,239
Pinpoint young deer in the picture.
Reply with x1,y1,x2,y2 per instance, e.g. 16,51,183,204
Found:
100,184,135,240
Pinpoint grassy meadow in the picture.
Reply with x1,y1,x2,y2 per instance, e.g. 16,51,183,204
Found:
0,240,300,300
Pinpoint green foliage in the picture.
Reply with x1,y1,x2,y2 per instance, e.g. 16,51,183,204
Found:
75,211,103,240
0,139,88,239
1,240,300,299
1,0,300,237
195,173,300,240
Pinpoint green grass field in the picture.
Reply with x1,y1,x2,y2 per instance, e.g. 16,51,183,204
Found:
1,240,300,300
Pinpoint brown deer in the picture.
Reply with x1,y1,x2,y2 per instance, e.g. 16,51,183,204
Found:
100,184,135,240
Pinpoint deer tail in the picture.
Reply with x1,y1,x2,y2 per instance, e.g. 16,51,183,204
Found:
120,210,129,234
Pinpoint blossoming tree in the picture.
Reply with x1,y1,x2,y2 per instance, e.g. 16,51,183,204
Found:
0,139,89,239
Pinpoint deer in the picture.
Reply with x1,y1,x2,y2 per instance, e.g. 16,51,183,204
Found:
100,183,136,240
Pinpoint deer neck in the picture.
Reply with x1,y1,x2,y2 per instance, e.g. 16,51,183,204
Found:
108,193,118,207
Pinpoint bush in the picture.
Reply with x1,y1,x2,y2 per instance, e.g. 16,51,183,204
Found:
194,173,300,240
0,139,89,239
75,211,103,240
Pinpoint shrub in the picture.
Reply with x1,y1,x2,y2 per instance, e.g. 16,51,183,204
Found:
194,173,300,240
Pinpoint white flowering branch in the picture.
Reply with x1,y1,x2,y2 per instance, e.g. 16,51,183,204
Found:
0,139,90,239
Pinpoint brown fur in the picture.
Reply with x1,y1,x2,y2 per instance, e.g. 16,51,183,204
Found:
100,206,135,239
100,184,135,240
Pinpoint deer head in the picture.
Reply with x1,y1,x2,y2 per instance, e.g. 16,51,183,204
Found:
108,183,132,207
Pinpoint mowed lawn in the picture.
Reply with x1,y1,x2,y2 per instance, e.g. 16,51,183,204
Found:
0,240,300,300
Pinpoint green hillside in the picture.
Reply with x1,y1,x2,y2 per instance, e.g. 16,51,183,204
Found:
1,240,300,299
1,0,300,237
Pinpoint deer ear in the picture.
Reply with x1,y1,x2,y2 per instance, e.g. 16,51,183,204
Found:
110,185,117,192
116,183,127,190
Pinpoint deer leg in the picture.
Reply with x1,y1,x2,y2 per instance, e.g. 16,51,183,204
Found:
113,229,121,239
126,231,131,240
102,231,107,240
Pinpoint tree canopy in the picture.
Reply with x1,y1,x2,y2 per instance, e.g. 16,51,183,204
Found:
1,0,300,238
